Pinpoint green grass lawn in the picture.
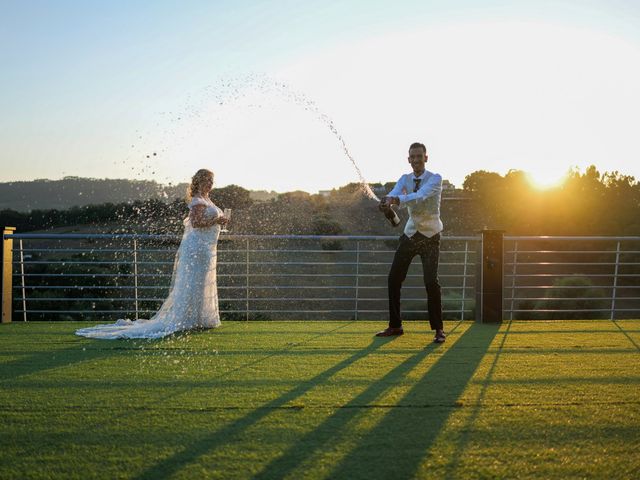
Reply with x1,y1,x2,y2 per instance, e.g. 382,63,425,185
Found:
1,320,639,479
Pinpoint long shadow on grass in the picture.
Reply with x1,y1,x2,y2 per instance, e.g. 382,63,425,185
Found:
134,333,397,480
0,344,129,382
250,321,470,479
440,320,511,478
612,320,640,352
3,322,359,463
252,322,498,480
0,321,252,383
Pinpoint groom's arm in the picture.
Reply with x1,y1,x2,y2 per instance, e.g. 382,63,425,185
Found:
381,176,406,209
387,176,405,198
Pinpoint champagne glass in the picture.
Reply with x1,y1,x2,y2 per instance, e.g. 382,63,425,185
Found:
221,208,231,233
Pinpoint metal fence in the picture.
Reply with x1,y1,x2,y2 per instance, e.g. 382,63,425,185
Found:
503,236,640,320
2,232,639,322
2,233,478,322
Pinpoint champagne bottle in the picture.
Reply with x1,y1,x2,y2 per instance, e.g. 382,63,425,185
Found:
384,206,401,227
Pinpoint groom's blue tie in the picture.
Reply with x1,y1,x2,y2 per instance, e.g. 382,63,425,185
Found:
413,178,421,192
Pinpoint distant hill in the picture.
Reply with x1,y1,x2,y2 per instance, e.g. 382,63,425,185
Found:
0,177,189,212
0,178,285,212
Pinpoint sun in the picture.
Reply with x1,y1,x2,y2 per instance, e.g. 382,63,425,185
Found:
526,170,568,190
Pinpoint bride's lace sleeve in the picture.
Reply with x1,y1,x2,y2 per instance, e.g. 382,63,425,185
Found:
188,197,208,209
202,205,219,220
188,197,219,224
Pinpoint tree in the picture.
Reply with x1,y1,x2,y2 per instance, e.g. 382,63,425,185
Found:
462,170,503,192
211,185,253,210
310,215,343,236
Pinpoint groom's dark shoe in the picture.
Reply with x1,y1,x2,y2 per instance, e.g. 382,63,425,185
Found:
376,327,404,337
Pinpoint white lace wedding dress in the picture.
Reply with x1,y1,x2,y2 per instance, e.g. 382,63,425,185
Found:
76,196,222,339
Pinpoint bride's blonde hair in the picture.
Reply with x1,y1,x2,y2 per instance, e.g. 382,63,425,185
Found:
186,169,214,201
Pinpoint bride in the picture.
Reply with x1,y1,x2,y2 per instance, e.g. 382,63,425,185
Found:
76,169,229,339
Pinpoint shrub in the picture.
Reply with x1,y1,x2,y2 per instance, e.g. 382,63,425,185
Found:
533,276,609,319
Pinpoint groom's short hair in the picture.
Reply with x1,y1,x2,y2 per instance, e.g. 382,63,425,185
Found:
409,142,427,154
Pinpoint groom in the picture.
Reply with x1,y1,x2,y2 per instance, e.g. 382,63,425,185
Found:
376,142,446,343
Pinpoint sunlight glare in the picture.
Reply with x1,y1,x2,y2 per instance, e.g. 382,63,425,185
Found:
526,169,568,190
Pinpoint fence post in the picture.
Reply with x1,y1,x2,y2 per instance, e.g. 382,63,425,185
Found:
354,241,360,320
461,240,469,320
610,240,621,321
245,238,250,321
476,229,504,323
133,238,139,321
2,227,16,324
509,240,519,321
19,239,27,322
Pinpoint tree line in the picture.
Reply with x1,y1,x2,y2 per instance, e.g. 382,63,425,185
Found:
1,166,639,236
461,166,640,235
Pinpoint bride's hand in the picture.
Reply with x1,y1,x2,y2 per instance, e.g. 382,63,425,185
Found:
216,215,230,226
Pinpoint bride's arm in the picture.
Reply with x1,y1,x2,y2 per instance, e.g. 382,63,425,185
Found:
189,205,228,228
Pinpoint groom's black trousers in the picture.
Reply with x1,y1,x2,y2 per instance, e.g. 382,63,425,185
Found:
388,232,443,330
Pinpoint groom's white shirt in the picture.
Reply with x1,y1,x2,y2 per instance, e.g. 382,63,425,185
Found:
388,169,443,238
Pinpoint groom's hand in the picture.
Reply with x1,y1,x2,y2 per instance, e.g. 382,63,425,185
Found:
380,196,399,208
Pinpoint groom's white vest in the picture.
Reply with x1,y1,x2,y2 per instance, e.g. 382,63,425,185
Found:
387,170,443,238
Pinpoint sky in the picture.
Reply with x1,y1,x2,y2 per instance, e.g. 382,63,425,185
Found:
2,0,640,193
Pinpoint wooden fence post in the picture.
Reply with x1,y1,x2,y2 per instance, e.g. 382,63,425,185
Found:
2,227,16,324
